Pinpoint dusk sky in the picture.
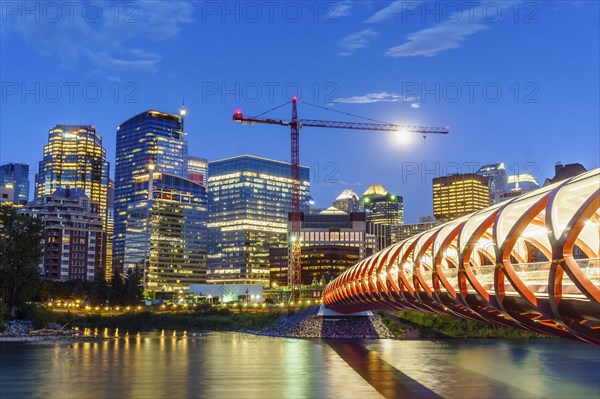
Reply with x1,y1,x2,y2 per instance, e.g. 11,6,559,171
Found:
1,0,598,222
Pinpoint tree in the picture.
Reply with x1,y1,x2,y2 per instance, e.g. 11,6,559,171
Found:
108,267,125,306
91,278,109,305
0,205,44,316
123,267,144,305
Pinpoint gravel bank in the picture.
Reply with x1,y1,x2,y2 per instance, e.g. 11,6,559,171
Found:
251,307,394,339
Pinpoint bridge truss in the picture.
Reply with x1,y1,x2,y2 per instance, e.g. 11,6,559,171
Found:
323,169,600,344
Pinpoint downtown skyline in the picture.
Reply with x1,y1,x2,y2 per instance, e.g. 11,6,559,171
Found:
1,1,599,222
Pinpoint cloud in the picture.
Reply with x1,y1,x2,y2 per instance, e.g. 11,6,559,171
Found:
385,21,487,57
551,0,584,11
2,1,193,72
410,103,421,108
365,1,422,23
382,2,527,58
338,29,378,56
332,91,417,104
335,1,353,18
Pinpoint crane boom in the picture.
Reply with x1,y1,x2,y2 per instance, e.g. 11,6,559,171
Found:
299,119,448,133
232,99,449,303
233,114,450,134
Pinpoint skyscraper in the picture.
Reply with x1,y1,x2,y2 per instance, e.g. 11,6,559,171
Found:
113,110,188,272
507,174,539,191
0,163,29,205
332,188,362,213
35,125,109,222
433,173,490,221
362,184,404,247
188,155,208,187
105,179,114,282
124,173,207,293
207,155,310,286
476,162,507,195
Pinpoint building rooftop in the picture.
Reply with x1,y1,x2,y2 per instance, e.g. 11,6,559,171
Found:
335,188,359,201
208,154,309,169
363,184,388,197
545,162,587,185
319,206,348,215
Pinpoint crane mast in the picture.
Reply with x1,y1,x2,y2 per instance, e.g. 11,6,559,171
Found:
289,98,302,300
233,98,449,303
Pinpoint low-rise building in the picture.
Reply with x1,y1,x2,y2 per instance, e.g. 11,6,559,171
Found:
269,208,377,291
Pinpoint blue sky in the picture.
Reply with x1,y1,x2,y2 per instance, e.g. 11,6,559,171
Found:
1,0,598,222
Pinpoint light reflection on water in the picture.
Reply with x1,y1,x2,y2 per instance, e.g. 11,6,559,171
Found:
0,332,598,399
370,339,600,399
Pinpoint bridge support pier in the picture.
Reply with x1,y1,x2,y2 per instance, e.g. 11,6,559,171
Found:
317,304,374,317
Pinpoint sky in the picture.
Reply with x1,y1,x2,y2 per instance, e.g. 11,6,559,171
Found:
1,0,598,222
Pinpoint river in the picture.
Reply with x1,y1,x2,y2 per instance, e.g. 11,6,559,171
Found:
1,331,598,399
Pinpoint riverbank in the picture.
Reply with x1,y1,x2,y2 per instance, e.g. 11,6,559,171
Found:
250,306,394,339
379,310,548,339
0,320,106,342
2,305,549,341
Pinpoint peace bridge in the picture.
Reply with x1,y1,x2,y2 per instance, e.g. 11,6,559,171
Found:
323,169,600,344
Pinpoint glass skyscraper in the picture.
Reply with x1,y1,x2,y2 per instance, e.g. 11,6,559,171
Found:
0,163,29,205
124,173,207,293
114,109,207,294
362,184,404,248
188,155,208,187
476,162,508,195
207,155,310,286
113,110,188,272
35,125,109,222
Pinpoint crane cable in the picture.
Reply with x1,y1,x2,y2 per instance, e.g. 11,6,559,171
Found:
250,101,291,119
301,101,391,124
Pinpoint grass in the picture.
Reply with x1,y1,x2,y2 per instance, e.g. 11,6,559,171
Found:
2,304,284,333
71,307,283,332
380,310,547,339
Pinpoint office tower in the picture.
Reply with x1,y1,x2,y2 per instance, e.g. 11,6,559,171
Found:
269,208,377,290
433,173,490,221
476,162,507,195
0,163,30,205
113,110,188,273
208,155,310,286
20,188,105,281
362,184,404,248
105,179,114,282
396,219,441,242
0,186,14,204
35,125,109,223
332,188,362,213
124,173,207,293
507,174,539,192
188,156,208,187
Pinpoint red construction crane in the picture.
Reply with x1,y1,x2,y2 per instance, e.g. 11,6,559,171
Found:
233,97,449,302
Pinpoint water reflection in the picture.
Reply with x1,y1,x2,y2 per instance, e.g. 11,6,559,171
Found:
0,334,598,399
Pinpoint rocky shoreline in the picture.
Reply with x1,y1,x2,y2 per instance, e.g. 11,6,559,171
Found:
0,320,105,343
248,306,395,339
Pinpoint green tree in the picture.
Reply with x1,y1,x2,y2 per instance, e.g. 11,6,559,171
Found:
91,277,109,305
123,267,144,305
0,205,44,316
108,267,125,306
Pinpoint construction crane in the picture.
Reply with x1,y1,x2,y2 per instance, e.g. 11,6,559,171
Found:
233,97,449,303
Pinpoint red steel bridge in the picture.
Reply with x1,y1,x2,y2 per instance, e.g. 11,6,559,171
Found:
323,169,600,344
